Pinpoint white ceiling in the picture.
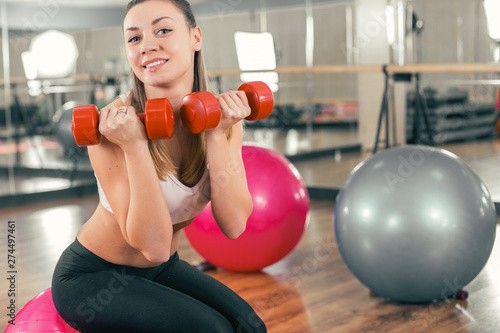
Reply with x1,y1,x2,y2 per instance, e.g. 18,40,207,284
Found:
1,0,344,32
0,0,209,7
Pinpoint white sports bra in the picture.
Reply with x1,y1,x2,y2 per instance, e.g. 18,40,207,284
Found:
96,169,211,225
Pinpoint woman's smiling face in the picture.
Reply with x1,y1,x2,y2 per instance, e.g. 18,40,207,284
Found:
123,0,201,89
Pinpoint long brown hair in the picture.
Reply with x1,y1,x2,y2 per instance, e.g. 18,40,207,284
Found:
124,0,216,185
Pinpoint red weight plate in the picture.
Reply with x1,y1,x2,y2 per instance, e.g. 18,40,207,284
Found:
144,98,175,139
181,91,220,134
72,105,100,146
239,81,274,121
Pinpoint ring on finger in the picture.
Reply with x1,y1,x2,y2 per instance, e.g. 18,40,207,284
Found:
117,106,127,114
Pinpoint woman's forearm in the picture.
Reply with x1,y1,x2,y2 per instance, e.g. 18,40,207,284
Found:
123,145,173,262
206,131,253,239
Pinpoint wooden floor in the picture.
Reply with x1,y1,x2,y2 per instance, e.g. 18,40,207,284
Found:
1,139,500,332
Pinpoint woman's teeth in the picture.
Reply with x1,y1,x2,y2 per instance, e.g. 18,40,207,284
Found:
146,60,166,68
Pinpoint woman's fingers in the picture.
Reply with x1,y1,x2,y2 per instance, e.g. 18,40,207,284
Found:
98,105,145,146
217,90,251,119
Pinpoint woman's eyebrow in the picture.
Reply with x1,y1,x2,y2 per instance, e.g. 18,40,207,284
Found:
153,16,174,25
125,17,175,32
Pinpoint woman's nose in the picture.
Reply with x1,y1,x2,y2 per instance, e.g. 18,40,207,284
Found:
140,35,159,54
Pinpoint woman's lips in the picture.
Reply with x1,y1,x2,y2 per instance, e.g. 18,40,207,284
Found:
143,59,167,72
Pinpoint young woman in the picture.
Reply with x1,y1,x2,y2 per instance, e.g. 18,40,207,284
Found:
52,1,267,332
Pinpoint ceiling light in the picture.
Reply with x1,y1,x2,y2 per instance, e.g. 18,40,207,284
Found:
234,32,276,71
24,30,79,79
484,0,500,41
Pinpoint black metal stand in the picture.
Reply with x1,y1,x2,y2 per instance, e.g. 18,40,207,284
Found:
372,66,435,154
411,73,435,146
373,65,391,154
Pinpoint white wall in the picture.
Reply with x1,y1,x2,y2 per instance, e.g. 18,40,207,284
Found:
1,0,497,134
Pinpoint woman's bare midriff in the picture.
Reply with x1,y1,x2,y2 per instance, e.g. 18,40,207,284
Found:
77,204,193,268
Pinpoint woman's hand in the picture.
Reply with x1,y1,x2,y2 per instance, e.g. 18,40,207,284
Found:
212,90,251,135
98,106,148,152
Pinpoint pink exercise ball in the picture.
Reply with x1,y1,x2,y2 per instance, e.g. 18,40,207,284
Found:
4,288,78,333
184,145,310,272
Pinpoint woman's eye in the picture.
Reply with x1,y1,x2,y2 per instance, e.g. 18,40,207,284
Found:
127,36,140,43
157,28,173,36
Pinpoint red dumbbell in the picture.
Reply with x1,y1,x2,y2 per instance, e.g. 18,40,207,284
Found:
72,99,175,146
180,81,274,134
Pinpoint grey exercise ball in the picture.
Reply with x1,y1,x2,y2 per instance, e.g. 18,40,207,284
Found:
334,145,497,304
52,101,86,158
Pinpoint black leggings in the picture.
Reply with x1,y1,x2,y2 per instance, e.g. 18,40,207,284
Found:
52,239,266,333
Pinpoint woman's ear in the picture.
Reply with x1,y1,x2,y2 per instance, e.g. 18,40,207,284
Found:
192,26,202,52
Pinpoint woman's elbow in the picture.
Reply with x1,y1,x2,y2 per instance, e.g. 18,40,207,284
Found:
213,197,252,239
127,235,171,263
142,247,171,263
223,220,247,240
222,208,252,240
